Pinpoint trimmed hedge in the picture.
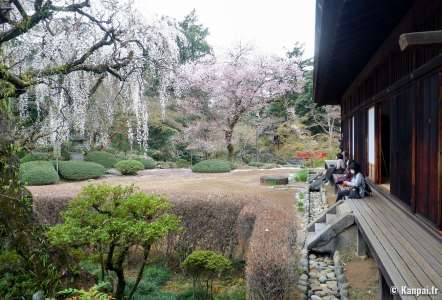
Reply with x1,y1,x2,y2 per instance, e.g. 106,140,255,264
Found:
58,161,105,181
175,159,190,168
248,161,265,168
114,160,144,175
85,151,117,169
20,161,59,185
191,159,231,173
20,152,51,163
135,157,157,169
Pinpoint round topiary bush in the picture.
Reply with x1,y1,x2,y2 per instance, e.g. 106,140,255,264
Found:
85,151,117,169
20,161,59,185
58,161,105,181
191,159,232,173
135,157,156,169
114,160,144,175
20,152,51,163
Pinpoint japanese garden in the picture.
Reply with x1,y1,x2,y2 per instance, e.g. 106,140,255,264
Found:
4,1,438,300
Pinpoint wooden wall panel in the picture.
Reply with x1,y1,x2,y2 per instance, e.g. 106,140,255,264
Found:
415,73,440,226
439,73,442,229
390,88,413,206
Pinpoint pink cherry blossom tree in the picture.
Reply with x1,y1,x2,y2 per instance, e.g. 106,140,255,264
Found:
177,46,304,160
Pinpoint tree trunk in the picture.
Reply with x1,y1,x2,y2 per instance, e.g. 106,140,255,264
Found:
114,268,126,300
225,128,234,161
128,244,151,299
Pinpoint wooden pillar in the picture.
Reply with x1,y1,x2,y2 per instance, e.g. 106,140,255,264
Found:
379,271,393,300
356,228,368,257
411,82,417,213
438,72,442,229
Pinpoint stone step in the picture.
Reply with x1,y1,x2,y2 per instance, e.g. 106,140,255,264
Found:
306,232,315,245
315,222,328,232
326,213,337,224
307,211,355,253
336,201,352,216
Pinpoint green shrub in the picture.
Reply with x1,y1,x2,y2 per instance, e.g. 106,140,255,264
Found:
115,160,144,175
136,157,157,169
216,285,246,300
191,160,231,173
20,152,50,163
176,159,190,168
146,148,167,161
58,161,105,181
20,161,59,185
182,250,232,298
85,151,117,169
294,169,309,182
124,266,172,299
47,184,180,300
177,289,209,300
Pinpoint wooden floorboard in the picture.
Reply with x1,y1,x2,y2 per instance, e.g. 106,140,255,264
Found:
351,201,430,299
372,198,442,275
375,192,442,256
374,197,442,265
347,196,442,300
346,200,417,300
361,199,442,290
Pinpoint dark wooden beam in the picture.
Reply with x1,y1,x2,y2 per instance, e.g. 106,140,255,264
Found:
342,0,437,101
399,30,442,51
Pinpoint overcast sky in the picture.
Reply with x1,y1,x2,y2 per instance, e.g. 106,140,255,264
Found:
133,0,315,58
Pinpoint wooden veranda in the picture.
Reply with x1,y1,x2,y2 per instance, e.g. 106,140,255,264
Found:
347,189,442,300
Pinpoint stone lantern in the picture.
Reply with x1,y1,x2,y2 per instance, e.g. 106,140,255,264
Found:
69,135,87,160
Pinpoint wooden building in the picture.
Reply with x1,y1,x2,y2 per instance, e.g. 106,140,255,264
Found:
314,1,442,298
314,0,442,232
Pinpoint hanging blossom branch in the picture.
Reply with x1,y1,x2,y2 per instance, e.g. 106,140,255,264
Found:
0,0,91,45
0,1,137,97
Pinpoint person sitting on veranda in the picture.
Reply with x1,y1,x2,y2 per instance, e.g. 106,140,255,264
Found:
336,162,366,200
335,153,345,173
323,153,346,183
335,159,355,184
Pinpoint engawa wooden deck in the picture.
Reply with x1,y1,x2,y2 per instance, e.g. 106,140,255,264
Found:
347,194,442,300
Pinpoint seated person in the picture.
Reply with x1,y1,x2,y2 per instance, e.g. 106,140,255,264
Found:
335,153,345,173
342,151,350,166
336,162,366,200
335,159,355,184
323,153,346,183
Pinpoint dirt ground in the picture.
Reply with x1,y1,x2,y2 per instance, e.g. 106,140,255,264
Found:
28,167,304,212
345,256,379,300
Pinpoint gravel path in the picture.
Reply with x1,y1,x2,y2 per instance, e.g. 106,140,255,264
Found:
28,167,305,211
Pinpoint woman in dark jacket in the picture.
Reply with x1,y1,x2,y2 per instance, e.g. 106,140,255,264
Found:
336,162,366,200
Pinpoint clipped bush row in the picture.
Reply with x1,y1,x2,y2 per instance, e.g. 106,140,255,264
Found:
191,159,232,173
58,161,105,181
115,160,144,175
164,192,297,300
135,157,156,169
166,193,247,261
243,203,297,300
19,161,59,186
20,160,106,186
85,151,118,169
20,152,51,163
31,189,297,299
